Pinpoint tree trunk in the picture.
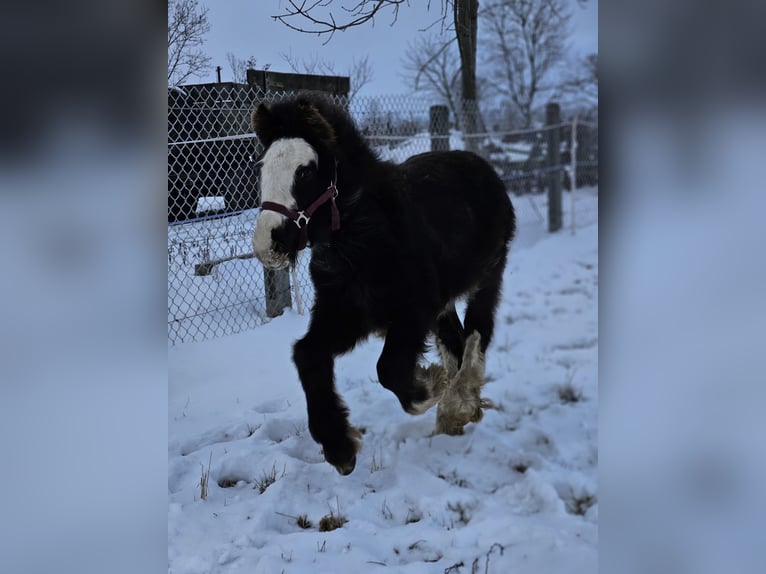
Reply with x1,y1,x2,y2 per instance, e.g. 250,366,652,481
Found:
454,0,479,152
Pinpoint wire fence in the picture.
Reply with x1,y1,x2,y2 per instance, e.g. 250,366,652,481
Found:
168,84,598,345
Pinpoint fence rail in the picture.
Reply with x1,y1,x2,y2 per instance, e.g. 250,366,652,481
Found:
168,85,597,345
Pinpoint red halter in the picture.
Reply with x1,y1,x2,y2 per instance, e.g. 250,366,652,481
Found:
260,172,340,251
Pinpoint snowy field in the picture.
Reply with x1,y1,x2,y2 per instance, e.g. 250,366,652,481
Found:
169,189,598,573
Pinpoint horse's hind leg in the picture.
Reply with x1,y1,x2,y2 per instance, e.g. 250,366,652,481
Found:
463,253,506,354
435,332,489,434
435,306,465,377
435,257,506,435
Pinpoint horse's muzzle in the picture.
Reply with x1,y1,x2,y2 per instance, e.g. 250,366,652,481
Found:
254,247,290,270
253,212,293,270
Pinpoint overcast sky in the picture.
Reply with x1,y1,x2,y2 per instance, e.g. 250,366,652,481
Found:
198,0,598,96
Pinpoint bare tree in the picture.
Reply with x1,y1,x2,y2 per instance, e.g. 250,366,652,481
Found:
348,55,374,99
280,51,374,100
226,53,263,84
281,50,335,76
273,0,481,149
401,34,462,128
168,0,212,86
547,52,597,123
559,53,597,101
481,0,571,128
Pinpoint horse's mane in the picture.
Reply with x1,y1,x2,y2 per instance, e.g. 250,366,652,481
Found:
257,93,379,170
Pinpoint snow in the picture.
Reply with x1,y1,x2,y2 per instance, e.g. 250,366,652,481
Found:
169,190,598,573
197,196,226,214
373,130,534,165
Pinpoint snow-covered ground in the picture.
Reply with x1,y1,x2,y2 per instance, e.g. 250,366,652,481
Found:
169,189,598,573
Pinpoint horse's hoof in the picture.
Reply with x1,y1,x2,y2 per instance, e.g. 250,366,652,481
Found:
324,445,357,475
323,426,361,475
331,456,357,476
433,418,466,436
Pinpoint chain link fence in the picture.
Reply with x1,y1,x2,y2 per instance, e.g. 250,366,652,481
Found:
168,84,597,344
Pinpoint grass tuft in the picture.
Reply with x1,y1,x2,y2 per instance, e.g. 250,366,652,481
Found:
296,514,313,529
446,501,472,526
557,383,584,404
405,508,422,524
199,452,212,500
381,498,393,520
275,511,314,529
318,497,347,532
370,447,384,472
318,512,347,532
557,369,584,404
568,493,596,516
512,462,529,474
254,463,286,494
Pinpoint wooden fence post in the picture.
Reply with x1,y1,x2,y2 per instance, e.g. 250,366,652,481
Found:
571,114,578,235
546,102,562,232
429,105,450,152
264,267,292,318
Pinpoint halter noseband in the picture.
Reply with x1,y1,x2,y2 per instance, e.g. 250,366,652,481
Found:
260,165,340,251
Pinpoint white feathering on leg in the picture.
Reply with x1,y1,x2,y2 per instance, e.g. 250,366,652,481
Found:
406,363,448,415
435,332,491,435
436,341,460,379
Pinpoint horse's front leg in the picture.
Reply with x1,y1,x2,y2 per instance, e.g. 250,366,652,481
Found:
292,305,365,475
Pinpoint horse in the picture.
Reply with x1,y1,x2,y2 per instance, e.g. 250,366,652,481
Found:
251,94,515,475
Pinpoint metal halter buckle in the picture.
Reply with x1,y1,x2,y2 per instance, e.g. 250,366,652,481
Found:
294,211,310,228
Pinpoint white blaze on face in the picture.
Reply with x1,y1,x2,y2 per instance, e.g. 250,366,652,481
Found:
253,138,318,265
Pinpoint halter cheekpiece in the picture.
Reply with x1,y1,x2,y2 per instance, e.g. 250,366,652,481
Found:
261,162,341,251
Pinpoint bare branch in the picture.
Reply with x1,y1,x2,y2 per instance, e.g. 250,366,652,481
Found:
280,51,374,99
272,0,411,45
280,50,336,75
226,53,261,83
349,54,375,99
168,0,212,86
554,52,598,105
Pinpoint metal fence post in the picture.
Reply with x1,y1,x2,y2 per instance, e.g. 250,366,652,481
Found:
546,102,562,232
429,105,450,152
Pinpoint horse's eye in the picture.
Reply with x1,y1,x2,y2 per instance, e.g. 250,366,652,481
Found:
296,165,312,181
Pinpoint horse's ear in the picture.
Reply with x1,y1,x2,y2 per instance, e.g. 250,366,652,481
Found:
297,101,335,144
251,103,274,145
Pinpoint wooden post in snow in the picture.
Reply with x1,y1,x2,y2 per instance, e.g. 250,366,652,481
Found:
264,267,292,318
429,105,450,152
546,102,562,232
571,115,578,235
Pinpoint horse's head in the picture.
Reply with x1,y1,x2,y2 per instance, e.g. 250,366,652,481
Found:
251,98,337,269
